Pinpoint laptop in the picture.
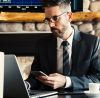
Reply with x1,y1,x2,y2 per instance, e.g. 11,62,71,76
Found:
4,55,58,98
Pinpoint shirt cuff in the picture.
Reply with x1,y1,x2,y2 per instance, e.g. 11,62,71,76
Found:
65,76,72,88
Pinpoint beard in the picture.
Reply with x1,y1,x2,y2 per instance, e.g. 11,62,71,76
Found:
51,27,66,38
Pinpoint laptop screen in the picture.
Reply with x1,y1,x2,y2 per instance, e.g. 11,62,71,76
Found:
0,0,43,12
4,55,29,98
0,0,43,6
0,0,83,12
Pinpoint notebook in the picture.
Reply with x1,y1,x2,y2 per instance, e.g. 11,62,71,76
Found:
4,55,57,98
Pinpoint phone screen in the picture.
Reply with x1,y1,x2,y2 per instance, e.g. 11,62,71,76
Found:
31,71,48,77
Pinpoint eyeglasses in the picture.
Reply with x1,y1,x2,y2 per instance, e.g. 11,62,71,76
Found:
44,12,67,24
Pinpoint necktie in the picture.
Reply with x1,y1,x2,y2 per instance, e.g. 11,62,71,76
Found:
62,41,70,75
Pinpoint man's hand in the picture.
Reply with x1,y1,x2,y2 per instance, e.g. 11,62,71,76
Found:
36,73,66,89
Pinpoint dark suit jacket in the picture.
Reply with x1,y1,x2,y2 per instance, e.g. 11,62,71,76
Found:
27,28,100,90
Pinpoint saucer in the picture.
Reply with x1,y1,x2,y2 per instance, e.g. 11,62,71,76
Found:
84,91,100,96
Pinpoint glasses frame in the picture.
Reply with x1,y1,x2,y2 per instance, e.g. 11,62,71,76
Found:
44,12,67,24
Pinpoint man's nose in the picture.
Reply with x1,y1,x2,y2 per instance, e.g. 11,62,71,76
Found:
49,22,55,27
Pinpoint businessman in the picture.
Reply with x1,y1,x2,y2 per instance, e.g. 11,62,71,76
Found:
27,0,100,91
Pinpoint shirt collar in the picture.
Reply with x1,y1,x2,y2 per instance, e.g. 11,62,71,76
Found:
57,28,74,48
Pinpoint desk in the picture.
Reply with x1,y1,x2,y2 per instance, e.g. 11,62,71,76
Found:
4,93,100,98
44,93,100,98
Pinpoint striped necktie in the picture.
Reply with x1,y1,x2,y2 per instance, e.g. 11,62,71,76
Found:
62,41,70,75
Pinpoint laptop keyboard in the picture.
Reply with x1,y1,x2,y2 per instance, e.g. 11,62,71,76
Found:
29,90,40,95
29,90,58,98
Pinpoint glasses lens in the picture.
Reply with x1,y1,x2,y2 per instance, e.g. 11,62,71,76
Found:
44,16,58,24
52,16,58,21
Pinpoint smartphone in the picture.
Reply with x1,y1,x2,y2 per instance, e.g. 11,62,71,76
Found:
31,71,48,77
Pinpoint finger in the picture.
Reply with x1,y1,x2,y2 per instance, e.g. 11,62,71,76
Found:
44,80,54,84
37,77,58,89
44,80,56,88
36,76,54,84
45,76,56,81
44,80,58,89
36,77,49,84
49,73,58,77
37,75,55,81
36,76,48,80
37,78,54,87
44,81,53,87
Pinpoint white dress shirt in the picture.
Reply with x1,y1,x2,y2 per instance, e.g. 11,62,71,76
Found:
57,29,74,88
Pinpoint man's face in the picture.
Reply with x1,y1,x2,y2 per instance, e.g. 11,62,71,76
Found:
44,6,72,40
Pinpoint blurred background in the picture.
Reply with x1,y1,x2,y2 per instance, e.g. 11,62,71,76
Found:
0,0,100,80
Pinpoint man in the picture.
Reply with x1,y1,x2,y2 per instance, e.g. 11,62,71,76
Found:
27,0,100,91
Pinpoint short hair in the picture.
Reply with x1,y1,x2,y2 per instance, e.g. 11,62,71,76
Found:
43,0,71,12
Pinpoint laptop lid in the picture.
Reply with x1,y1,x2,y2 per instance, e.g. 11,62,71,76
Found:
4,55,57,98
4,55,29,98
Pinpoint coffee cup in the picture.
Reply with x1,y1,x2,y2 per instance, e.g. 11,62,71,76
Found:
89,83,100,93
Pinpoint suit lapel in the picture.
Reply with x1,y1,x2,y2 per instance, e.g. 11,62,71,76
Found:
48,35,57,73
47,28,82,74
71,27,82,74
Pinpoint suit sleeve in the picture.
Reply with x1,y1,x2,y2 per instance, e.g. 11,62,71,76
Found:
70,37,100,90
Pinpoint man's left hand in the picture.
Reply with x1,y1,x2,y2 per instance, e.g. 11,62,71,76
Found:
36,73,66,89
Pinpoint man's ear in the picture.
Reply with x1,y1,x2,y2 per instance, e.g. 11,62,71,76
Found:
67,12,73,22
